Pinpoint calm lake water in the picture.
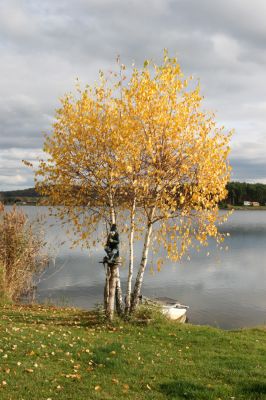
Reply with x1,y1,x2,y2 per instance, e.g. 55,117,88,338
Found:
19,207,266,329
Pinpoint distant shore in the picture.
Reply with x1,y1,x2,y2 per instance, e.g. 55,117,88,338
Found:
224,205,266,211
2,201,266,210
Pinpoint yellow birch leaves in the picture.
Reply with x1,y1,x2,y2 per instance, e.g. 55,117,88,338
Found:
35,52,231,258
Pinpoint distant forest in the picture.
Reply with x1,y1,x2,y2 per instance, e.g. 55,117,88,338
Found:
0,188,40,204
0,182,266,206
226,182,266,206
0,187,39,199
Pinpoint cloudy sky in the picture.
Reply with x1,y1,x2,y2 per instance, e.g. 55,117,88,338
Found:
0,0,266,190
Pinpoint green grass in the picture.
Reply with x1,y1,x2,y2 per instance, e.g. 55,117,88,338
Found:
0,304,265,400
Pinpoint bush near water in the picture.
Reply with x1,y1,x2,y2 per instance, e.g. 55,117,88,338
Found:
0,203,48,302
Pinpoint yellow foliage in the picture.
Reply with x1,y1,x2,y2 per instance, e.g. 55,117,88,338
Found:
35,51,231,258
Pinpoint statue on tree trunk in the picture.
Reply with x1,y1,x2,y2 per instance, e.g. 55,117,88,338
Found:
103,224,119,265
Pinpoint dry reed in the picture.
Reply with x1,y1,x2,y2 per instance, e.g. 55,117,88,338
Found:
0,203,48,302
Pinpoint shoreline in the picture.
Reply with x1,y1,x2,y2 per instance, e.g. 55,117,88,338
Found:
221,205,266,210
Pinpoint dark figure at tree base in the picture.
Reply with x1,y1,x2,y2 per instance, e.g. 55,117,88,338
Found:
103,224,119,265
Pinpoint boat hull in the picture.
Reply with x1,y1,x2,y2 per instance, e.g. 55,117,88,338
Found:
161,307,187,322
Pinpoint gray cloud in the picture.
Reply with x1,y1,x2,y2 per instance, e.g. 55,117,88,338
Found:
0,0,266,189
231,159,266,182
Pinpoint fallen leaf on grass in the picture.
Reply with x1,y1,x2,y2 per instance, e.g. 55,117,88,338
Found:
65,374,81,380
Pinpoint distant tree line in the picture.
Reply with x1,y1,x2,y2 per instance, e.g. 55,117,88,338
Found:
0,188,39,198
0,188,40,204
225,182,266,206
1,183,266,206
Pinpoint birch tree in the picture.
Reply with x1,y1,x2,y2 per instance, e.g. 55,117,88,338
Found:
35,77,129,320
35,52,231,319
113,54,231,312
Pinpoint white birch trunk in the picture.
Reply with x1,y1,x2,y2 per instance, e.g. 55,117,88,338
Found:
125,196,136,314
115,268,124,315
105,188,123,318
106,264,118,320
103,190,118,320
109,189,116,225
130,219,153,313
104,264,110,312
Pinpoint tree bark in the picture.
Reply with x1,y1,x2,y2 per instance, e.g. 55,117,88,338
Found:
115,268,124,316
106,264,118,320
105,189,123,319
104,264,110,312
109,189,116,225
130,220,153,313
125,196,136,314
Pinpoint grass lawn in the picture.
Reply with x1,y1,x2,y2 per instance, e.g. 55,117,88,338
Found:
0,304,265,400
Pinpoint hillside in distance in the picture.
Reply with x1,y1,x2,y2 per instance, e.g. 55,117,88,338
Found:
0,187,40,204
1,182,266,206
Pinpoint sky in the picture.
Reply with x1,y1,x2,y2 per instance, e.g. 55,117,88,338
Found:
0,0,266,190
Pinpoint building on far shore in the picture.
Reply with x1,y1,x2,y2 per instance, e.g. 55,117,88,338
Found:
243,201,260,206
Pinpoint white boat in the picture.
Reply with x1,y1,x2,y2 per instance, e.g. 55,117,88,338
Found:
160,305,187,322
141,296,189,323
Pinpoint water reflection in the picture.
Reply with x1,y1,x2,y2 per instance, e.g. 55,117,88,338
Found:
19,207,266,329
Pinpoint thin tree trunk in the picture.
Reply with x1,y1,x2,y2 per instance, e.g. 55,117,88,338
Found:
115,268,123,316
130,220,153,313
106,264,118,320
105,189,123,319
125,196,136,314
104,264,110,312
109,188,116,225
